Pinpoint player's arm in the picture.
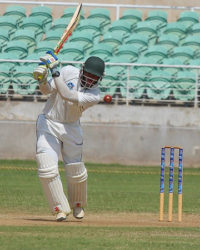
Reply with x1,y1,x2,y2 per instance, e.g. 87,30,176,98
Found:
52,75,79,103
33,63,55,95
40,51,79,103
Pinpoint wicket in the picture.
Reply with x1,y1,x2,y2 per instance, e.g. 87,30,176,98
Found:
159,146,183,222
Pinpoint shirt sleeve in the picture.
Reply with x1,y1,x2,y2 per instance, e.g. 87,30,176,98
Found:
39,78,56,95
77,90,100,109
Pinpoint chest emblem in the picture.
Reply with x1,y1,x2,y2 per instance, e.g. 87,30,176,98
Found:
66,81,75,90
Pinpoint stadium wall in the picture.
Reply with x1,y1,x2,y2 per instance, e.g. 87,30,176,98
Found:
0,101,200,167
1,0,200,21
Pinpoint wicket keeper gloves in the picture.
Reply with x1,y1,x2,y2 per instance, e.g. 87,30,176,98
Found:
40,51,60,77
33,63,48,84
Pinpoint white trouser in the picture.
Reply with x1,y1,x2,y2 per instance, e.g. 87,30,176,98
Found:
36,114,83,164
36,114,84,214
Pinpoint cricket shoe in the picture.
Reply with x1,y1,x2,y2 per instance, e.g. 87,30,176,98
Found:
56,211,67,222
73,204,84,219
54,206,68,222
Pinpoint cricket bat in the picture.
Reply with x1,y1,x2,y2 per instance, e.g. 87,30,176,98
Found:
34,3,82,80
54,3,82,54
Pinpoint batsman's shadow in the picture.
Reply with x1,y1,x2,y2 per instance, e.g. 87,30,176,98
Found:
24,218,82,223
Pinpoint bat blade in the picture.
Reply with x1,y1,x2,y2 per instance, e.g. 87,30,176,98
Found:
54,3,82,54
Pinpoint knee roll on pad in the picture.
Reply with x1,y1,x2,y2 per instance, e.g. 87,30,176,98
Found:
36,152,58,178
65,162,88,208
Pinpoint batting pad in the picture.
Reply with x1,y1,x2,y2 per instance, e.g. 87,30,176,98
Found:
40,176,71,215
65,162,88,208
36,152,58,178
36,153,71,214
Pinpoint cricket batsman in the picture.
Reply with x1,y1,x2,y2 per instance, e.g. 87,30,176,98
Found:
33,51,105,221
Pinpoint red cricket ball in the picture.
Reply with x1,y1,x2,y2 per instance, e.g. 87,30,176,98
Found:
104,95,112,103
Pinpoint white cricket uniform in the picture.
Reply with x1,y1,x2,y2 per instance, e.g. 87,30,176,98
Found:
36,65,100,164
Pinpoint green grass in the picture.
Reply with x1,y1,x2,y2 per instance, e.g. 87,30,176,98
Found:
0,160,200,249
0,226,200,250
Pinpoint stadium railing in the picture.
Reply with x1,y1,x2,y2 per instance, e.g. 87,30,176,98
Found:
0,59,200,108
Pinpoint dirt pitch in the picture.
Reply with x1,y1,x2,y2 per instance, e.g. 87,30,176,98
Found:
0,212,199,228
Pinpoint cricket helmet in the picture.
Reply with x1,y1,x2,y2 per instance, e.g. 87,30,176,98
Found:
80,56,105,88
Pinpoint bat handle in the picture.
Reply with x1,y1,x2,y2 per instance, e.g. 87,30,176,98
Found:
51,67,60,77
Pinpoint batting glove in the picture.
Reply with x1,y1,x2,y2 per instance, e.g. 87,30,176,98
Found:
40,51,60,77
33,63,48,84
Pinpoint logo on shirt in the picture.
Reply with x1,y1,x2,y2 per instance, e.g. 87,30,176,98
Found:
66,81,75,90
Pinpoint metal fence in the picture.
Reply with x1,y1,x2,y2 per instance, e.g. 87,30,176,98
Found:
0,59,200,107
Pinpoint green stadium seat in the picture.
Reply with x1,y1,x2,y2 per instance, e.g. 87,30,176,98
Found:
49,17,71,33
100,67,122,97
107,55,135,73
189,23,200,36
88,53,110,62
61,42,85,60
0,64,11,94
87,8,111,32
19,17,44,41
3,5,26,27
89,43,113,60
157,34,179,51
177,11,199,29
0,28,10,51
69,31,94,51
34,41,56,54
115,44,139,62
125,33,148,53
0,16,18,36
3,5,26,20
134,21,157,45
24,53,41,66
145,10,168,30
181,35,200,56
147,70,172,100
120,9,142,29
99,32,123,51
12,65,38,95
11,29,36,54
30,5,52,18
3,41,28,59
76,19,102,43
189,58,200,65
61,6,85,20
44,29,63,43
143,45,168,62
162,58,185,75
108,20,132,38
162,22,187,40
59,53,83,67
173,71,196,101
187,58,200,75
29,6,52,31
121,68,147,100
134,56,161,75
0,52,20,68
171,46,195,63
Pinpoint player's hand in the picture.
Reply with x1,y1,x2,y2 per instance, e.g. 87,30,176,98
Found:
33,63,48,83
40,51,59,70
40,51,60,77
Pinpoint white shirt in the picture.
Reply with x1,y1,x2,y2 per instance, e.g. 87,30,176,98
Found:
41,65,100,123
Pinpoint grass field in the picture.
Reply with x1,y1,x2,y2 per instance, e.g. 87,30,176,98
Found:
0,160,200,249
